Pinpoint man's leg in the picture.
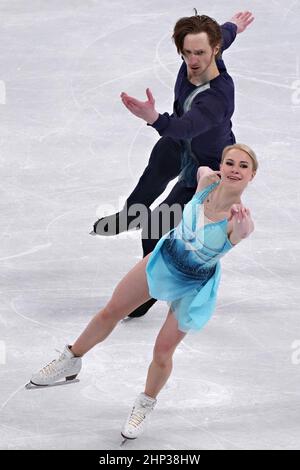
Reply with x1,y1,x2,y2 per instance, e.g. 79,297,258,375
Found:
92,137,182,235
126,136,183,207
128,181,195,318
141,181,195,256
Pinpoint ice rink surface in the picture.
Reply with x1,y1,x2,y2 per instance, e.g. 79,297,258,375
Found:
0,0,299,450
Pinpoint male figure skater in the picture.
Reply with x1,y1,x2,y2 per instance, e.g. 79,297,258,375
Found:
92,11,254,317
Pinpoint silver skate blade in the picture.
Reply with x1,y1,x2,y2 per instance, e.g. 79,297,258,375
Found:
120,436,134,446
89,230,97,236
120,433,135,446
25,378,79,390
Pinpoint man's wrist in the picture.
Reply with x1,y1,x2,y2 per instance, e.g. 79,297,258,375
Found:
147,111,159,125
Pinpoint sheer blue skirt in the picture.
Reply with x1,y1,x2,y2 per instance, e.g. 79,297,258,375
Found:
146,230,221,333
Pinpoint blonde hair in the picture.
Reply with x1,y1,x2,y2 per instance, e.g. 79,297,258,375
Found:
221,143,258,172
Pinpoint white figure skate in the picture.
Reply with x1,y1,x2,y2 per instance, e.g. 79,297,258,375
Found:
121,392,157,444
28,345,82,387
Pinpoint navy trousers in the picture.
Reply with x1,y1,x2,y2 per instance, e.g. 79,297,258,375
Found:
125,136,196,256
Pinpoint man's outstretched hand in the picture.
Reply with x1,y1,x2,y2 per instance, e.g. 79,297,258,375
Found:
121,88,159,125
230,11,254,33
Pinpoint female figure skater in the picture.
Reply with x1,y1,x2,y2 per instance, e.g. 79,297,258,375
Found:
30,143,257,441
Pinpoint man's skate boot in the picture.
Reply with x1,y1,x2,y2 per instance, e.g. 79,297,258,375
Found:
91,207,142,236
121,392,157,441
128,298,157,318
30,345,82,386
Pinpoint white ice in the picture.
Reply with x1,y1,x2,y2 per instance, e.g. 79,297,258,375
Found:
0,0,300,450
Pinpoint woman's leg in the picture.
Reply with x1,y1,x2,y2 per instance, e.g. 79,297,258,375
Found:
71,254,152,357
144,309,186,399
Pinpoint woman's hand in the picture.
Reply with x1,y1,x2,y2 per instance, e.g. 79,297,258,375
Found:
196,167,221,188
230,11,255,33
120,88,159,124
228,204,254,244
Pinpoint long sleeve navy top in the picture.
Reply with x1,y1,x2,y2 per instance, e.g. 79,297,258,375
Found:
150,22,238,170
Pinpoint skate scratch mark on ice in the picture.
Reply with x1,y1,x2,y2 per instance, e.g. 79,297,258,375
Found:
177,414,244,450
126,122,146,181
45,211,76,234
0,287,112,296
217,295,259,310
2,108,81,142
257,173,295,222
283,0,299,22
176,415,226,450
0,243,52,262
0,422,36,436
88,256,102,296
0,382,28,414
180,341,218,357
62,141,99,172
238,324,275,354
180,336,243,355
181,335,269,357
0,125,53,143
235,123,300,143
4,182,61,207
86,104,106,122
69,24,157,107
238,252,298,292
54,185,99,196
296,55,300,79
231,68,299,80
232,73,297,91
4,11,79,28
129,13,167,18
271,0,299,22
38,123,80,143
0,428,98,446
10,298,70,333
11,255,89,267
79,61,177,100
73,35,176,99
154,31,176,90
0,220,13,247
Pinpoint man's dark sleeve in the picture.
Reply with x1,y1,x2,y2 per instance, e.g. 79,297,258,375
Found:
220,22,238,52
150,89,227,140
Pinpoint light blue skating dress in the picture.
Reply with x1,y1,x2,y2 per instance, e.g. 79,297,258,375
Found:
146,181,233,332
